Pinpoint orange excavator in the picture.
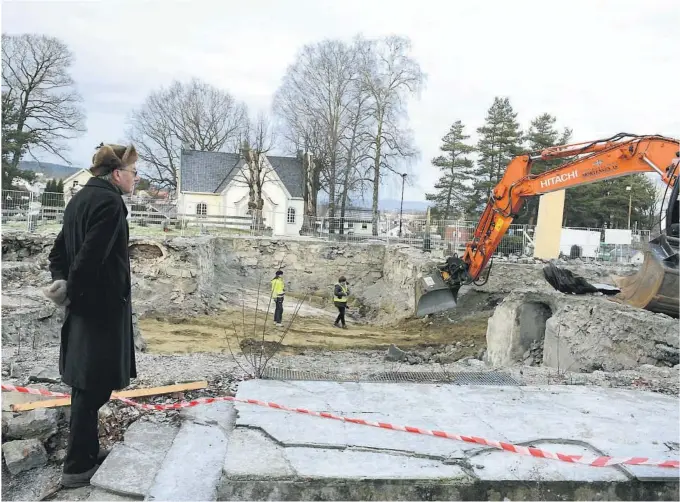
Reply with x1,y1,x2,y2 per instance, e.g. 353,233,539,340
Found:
416,133,680,318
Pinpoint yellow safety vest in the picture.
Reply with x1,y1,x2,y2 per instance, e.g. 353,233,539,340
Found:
271,277,285,298
334,283,348,303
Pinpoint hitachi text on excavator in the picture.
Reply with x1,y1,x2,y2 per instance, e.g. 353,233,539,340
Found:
416,133,680,318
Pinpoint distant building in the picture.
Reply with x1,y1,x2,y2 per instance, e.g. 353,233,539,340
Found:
177,149,307,236
62,168,93,204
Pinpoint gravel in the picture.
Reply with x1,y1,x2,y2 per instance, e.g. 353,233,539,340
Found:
3,345,678,398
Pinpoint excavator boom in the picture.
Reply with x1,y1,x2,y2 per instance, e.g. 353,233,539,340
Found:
415,133,680,318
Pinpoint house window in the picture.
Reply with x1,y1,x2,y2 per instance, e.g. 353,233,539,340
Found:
287,207,296,224
72,181,79,187
361,222,368,230
196,202,207,216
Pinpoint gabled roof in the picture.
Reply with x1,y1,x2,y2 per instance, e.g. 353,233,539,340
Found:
267,156,303,198
179,150,304,197
180,150,244,193
63,168,91,185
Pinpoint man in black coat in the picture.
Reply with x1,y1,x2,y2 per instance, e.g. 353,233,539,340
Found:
44,142,140,488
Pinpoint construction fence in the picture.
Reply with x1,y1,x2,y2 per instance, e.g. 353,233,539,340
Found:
1,190,650,264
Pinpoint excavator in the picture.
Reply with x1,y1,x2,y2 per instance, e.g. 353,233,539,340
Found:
416,133,680,318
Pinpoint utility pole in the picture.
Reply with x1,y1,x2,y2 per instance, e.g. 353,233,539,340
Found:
398,173,407,238
626,185,632,229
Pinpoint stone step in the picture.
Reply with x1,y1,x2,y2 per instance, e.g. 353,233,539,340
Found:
90,420,179,498
87,487,142,501
145,401,236,501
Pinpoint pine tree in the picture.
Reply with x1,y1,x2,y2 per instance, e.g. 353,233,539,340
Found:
468,97,522,216
41,180,54,205
515,113,572,224
563,174,657,229
425,120,475,219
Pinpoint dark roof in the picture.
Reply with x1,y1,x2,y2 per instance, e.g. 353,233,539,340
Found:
180,150,304,197
266,156,303,198
180,150,243,193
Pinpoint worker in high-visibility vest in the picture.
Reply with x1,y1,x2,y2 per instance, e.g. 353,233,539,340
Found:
333,276,350,329
271,270,285,327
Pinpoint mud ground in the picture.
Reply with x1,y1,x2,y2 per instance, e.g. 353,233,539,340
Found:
139,290,501,360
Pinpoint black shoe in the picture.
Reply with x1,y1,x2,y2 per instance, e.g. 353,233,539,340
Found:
61,464,99,488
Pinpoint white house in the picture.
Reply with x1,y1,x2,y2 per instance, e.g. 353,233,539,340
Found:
62,168,93,204
176,149,306,236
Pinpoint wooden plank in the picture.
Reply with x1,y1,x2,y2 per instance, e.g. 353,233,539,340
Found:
10,380,208,412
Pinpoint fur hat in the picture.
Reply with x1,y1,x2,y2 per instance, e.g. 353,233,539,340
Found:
90,142,138,176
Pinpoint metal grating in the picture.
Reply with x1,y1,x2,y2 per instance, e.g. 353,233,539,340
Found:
261,368,522,386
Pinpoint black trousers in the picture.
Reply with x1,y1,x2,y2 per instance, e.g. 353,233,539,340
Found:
274,297,284,323
335,303,346,326
63,387,112,474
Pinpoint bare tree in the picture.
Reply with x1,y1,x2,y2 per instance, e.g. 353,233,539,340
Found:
1,34,86,167
127,78,247,191
337,86,374,226
230,113,278,227
273,39,362,222
357,35,424,235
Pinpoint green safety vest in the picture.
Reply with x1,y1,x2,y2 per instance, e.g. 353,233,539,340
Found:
334,283,348,303
271,278,285,298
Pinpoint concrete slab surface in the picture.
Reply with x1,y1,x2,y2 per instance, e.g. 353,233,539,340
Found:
90,421,178,498
146,420,230,501
219,380,680,500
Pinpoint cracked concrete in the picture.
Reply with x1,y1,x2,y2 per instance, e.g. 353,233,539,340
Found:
218,380,680,500
89,421,178,497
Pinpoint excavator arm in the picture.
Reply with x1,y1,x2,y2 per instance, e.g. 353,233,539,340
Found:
415,133,680,318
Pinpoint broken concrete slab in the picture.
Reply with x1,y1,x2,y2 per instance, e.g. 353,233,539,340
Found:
3,438,48,475
224,428,295,478
218,380,679,500
469,441,628,482
178,400,235,431
2,407,59,441
486,289,679,371
146,421,229,501
89,421,178,498
87,487,141,501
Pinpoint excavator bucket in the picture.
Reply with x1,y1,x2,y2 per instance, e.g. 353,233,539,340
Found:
611,234,679,318
415,269,458,317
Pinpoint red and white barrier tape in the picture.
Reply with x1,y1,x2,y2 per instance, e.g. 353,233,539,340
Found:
3,382,678,469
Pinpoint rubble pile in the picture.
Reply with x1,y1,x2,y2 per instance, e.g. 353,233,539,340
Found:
1,404,65,476
486,289,679,372
522,339,544,366
384,343,486,366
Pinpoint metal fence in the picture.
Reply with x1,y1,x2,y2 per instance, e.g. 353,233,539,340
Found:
1,190,650,263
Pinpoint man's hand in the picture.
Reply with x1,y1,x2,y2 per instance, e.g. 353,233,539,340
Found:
43,280,71,307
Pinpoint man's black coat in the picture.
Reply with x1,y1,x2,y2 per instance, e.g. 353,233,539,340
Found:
48,177,136,391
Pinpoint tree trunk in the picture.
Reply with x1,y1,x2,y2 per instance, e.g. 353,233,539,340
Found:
371,127,382,237
301,153,317,233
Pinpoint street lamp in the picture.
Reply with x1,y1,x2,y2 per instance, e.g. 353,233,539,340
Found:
626,185,632,229
398,173,407,238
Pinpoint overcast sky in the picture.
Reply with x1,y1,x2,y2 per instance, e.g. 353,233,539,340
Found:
3,0,679,202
